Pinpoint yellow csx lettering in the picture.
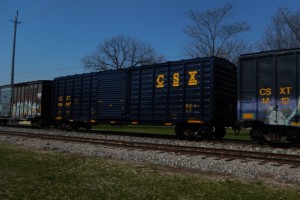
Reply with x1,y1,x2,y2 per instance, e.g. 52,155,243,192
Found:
156,71,198,88
279,86,292,94
259,88,272,96
156,74,165,88
173,73,180,87
66,96,71,101
188,71,198,86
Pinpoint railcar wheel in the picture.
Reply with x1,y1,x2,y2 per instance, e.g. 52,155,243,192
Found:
250,128,261,141
250,128,265,145
213,126,226,139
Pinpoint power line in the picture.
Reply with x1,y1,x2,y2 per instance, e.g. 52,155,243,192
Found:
21,0,75,23
0,0,75,38
0,66,83,78
10,10,21,85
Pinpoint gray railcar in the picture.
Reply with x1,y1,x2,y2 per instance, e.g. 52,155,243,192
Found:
238,48,300,143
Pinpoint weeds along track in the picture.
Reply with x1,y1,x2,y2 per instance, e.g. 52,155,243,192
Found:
0,129,300,168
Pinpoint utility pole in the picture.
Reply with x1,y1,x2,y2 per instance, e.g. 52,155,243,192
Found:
10,10,21,85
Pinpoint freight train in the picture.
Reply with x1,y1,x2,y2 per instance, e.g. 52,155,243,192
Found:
1,48,300,144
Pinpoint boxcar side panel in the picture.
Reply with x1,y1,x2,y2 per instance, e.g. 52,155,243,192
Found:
184,62,203,121
168,65,185,121
139,67,153,120
52,78,65,120
257,56,276,123
52,73,99,122
129,69,140,120
275,54,298,126
153,66,168,121
238,58,258,121
97,70,127,121
214,58,237,125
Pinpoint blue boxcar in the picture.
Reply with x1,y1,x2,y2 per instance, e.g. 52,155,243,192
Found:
128,57,236,138
52,57,236,138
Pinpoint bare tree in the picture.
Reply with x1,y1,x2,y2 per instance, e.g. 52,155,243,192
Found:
81,35,165,71
183,3,250,64
259,7,300,50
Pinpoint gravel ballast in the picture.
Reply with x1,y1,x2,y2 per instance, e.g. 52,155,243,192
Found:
0,126,299,184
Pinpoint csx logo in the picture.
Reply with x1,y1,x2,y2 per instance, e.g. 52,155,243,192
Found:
156,71,198,88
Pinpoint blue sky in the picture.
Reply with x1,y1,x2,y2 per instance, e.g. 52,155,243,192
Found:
0,0,299,85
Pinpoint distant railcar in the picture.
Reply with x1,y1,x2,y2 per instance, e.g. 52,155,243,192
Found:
238,48,300,143
11,80,53,126
53,57,236,138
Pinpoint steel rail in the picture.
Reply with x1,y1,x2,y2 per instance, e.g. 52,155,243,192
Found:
0,130,299,167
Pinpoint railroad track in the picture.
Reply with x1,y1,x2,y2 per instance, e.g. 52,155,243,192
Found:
2,124,257,145
0,130,299,168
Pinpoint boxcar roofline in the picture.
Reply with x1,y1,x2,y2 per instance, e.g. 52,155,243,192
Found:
240,48,300,58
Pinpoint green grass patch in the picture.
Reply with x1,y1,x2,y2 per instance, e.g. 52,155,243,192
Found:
0,143,299,199
93,124,252,140
93,124,175,135
224,128,251,140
